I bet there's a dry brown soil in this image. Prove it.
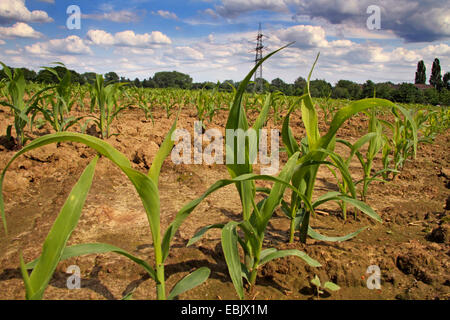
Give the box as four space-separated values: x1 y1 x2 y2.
0 104 448 300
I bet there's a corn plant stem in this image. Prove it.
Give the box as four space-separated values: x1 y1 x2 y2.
289 218 296 243
156 262 166 300
153 227 166 300
248 238 263 288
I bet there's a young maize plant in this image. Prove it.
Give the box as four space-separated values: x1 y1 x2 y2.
129 86 154 124
318 93 338 125
89 74 129 139
162 45 322 300
334 110 397 208
0 117 211 300
0 62 50 148
310 274 340 299
35 64 85 133
281 54 416 244
380 107 418 180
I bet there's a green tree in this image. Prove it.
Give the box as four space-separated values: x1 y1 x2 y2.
153 71 192 89
332 86 350 99
415 60 426 84
82 72 97 84
270 78 293 95
219 80 235 91
361 80 376 98
333 80 362 100
293 76 306 95
443 72 450 90
439 89 450 106
133 78 142 87
393 83 422 103
430 58 443 91
104 72 119 84
423 88 440 105
374 82 395 100
18 68 37 82
142 78 156 88
309 79 332 98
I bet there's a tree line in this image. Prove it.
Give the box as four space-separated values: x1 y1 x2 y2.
1 59 449 106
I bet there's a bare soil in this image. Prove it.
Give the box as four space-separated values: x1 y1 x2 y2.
0 104 448 300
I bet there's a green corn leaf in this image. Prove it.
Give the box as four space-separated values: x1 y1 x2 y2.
24 157 98 300
318 99 398 152
187 224 225 247
148 113 178 184
258 152 300 233
19 253 33 300
252 93 272 144
0 62 12 80
281 101 302 157
259 248 277 261
222 221 244 300
312 192 381 222
26 243 156 280
259 249 321 267
167 267 210 300
301 54 321 149
162 172 314 263
225 43 293 221
311 275 321 288
308 226 368 242
323 281 340 291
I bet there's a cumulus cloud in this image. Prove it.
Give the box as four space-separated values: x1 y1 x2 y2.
212 0 449 42
86 29 172 47
25 35 92 55
289 0 450 42
0 22 42 39
0 0 53 24
271 25 329 48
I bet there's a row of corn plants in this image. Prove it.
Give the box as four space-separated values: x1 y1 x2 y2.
0 47 447 300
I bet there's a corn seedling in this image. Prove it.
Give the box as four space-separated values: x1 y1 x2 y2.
310 275 340 299
335 110 397 207
89 74 129 139
281 54 412 244
35 64 85 133
0 62 49 148
0 116 211 300
177 45 322 300
130 86 154 124
380 107 418 179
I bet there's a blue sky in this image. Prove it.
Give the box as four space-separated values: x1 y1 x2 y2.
0 0 449 84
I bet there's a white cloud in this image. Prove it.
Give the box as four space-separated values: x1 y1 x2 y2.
25 35 92 55
153 10 178 20
0 39 5 45
86 29 115 46
216 0 289 18
0 0 53 24
271 25 328 48
289 0 450 42
87 29 172 47
0 22 42 39
173 46 204 60
82 10 142 23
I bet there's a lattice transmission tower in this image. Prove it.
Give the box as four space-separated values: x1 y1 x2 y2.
253 23 265 93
